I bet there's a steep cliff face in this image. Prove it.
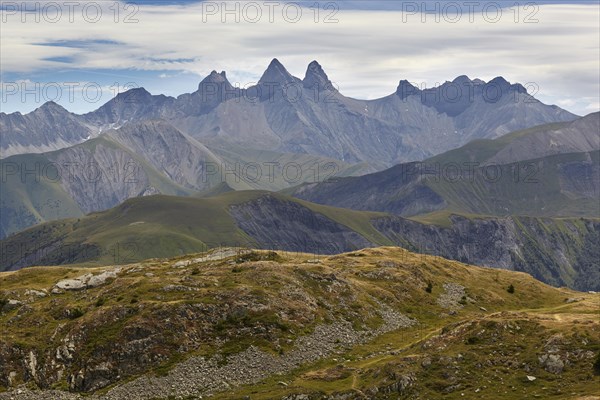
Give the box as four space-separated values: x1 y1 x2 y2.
104 120 223 191
373 215 600 291
229 195 375 254
231 197 600 290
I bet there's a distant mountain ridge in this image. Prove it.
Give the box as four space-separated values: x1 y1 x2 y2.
1 111 594 239
290 112 600 218
0 102 94 158
1 59 577 167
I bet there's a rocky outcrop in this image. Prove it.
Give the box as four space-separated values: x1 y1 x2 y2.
0 249 418 398
103 312 414 399
54 269 120 292
436 283 467 310
539 354 565 374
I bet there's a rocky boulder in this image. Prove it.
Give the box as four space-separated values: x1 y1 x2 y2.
54 269 120 291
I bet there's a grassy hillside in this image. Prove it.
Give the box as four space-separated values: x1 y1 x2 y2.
292 150 600 219
427 121 572 165
0 191 391 269
0 153 84 238
0 247 598 399
425 151 600 218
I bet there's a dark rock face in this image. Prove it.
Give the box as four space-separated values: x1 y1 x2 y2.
303 61 335 91
372 215 600 291
193 191 600 291
230 194 375 254
396 80 420 99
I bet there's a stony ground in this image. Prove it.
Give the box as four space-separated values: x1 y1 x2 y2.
1 247 598 399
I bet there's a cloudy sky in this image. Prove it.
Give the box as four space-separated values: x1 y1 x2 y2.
1 0 599 115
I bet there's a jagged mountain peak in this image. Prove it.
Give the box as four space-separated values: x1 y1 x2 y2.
259 58 296 84
303 60 334 91
114 87 153 101
488 76 510 87
198 70 234 93
268 57 284 69
511 82 528 94
35 101 69 114
200 70 229 85
396 79 420 99
486 76 528 94
452 75 473 85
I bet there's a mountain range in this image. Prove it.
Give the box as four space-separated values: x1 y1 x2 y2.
0 118 361 238
290 112 600 218
1 59 577 168
1 60 599 398
2 112 596 241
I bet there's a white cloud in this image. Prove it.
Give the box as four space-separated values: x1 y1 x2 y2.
1 1 598 115
585 102 600 111
557 99 576 107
